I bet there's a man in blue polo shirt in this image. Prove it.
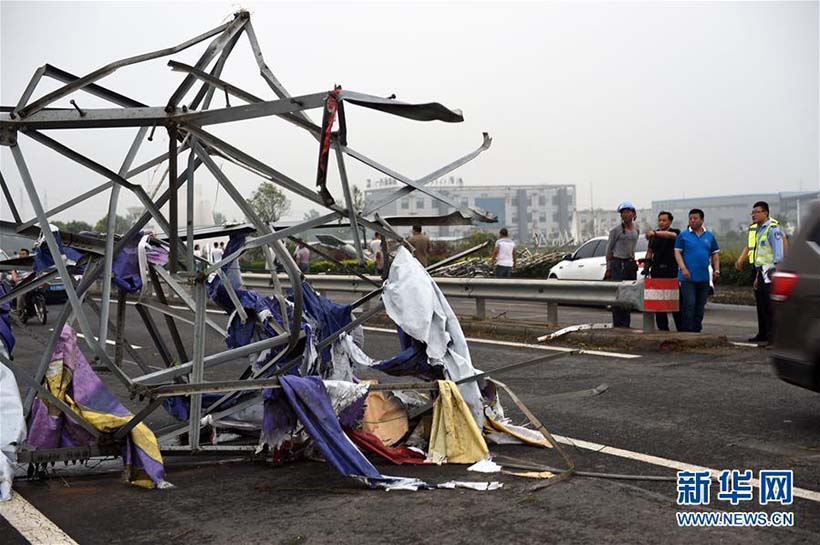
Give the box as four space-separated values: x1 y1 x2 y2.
674 208 720 332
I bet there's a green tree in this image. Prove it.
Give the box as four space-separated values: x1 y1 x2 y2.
53 220 93 233
352 184 364 212
212 210 227 225
249 182 290 224
303 208 321 220
93 214 130 234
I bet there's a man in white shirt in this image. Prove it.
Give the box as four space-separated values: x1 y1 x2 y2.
210 242 223 263
491 228 516 278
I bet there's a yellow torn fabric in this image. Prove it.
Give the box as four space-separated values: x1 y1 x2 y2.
41 359 164 489
502 470 555 479
428 380 488 464
485 416 552 448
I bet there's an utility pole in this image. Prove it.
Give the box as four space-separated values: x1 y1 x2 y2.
589 181 595 237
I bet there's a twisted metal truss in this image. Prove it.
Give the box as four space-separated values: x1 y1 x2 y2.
0 11 495 460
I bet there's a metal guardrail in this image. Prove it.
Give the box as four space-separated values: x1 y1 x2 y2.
242 273 642 326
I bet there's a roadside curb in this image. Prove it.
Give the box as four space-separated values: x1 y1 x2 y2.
362 312 729 352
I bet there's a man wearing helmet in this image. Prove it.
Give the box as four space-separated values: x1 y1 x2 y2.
605 201 639 328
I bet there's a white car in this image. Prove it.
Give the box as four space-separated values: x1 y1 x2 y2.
549 236 648 280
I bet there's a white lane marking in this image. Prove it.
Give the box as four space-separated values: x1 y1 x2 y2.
122 359 164 371
731 341 760 348
74 332 142 350
362 326 641 359
553 434 820 504
0 492 79 544
91 298 224 315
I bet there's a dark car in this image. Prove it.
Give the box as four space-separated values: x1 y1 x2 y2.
43 278 68 305
771 200 820 391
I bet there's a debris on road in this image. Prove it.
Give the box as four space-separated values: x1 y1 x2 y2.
0 11 580 498
433 251 566 278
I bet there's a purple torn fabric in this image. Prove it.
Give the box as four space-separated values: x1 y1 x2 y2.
27 326 166 487
0 283 14 354
338 393 367 429
112 234 168 293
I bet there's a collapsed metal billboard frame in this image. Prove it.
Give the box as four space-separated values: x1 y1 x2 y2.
0 11 499 458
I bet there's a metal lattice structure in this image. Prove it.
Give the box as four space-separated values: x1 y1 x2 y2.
0 11 500 460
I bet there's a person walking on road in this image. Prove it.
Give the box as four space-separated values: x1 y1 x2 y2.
193 244 202 272
734 201 785 346
369 232 384 275
294 241 311 274
10 248 31 315
491 228 516 278
644 211 681 331
674 209 720 332
407 225 432 267
605 201 640 328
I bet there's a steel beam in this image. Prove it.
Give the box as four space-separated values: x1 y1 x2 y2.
17 181 113 232
100 127 147 343
361 132 492 216
21 130 173 238
17 19 236 118
133 331 304 387
134 303 175 368
0 170 22 223
165 13 249 112
11 143 133 387
148 266 189 362
168 124 180 273
12 65 48 117
334 141 365 264
150 265 226 336
188 280 207 450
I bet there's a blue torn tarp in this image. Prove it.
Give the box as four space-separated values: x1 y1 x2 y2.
111 234 168 293
298 285 352 367
33 229 83 274
278 375 380 478
373 327 442 380
0 283 14 355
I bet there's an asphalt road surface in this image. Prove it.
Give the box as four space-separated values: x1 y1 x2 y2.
2 300 819 544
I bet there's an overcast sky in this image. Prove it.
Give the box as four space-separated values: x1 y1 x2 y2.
1 0 818 225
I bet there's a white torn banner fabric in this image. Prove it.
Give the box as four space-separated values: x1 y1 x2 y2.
438 481 503 491
381 247 484 428
0 353 26 502
467 459 502 473
329 332 378 381
323 380 370 416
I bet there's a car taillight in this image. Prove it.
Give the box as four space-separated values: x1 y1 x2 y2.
771 271 798 302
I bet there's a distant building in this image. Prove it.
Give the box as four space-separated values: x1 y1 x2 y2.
363 177 577 243
574 208 653 240
651 192 820 236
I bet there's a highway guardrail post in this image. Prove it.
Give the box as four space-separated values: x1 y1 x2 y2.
475 297 486 320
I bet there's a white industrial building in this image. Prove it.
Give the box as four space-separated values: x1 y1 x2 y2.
363 177 577 244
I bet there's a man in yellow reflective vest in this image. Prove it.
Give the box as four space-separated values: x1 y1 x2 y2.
734 201 785 346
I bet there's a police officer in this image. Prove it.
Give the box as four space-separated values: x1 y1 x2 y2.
734 201 784 346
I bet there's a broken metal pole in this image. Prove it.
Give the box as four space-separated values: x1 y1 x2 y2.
168 124 179 273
